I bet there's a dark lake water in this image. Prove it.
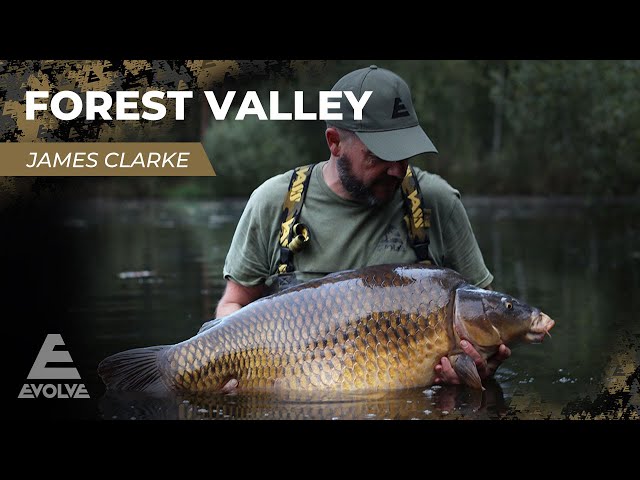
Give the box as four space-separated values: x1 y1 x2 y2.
62 196 639 420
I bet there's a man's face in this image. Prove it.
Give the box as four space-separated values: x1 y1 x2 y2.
337 136 409 207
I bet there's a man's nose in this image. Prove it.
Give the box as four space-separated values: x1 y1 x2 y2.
387 159 409 178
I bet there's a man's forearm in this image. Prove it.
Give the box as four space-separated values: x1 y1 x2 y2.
199 298 252 334
215 302 243 318
214 280 266 319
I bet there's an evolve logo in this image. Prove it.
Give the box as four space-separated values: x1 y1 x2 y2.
18 334 90 399
391 97 410 119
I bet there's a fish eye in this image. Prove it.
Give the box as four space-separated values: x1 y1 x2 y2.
501 297 513 310
506 302 513 310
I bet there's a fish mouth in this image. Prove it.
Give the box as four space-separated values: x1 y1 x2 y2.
526 312 555 343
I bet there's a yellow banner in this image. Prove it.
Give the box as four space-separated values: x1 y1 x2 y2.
0 143 216 176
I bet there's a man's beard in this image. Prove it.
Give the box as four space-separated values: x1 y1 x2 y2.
336 153 399 207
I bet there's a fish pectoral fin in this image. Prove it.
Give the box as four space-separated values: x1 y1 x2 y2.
450 354 485 391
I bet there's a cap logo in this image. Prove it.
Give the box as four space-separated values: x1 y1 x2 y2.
391 97 410 119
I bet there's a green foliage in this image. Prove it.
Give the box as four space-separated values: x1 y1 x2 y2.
202 107 319 196
167 60 640 199
500 60 640 194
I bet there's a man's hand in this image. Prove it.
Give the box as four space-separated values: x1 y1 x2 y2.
434 340 511 385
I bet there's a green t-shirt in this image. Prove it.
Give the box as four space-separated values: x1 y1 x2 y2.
223 161 493 289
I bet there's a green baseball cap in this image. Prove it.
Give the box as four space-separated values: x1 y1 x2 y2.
330 65 437 161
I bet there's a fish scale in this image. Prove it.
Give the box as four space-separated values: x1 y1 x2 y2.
152 264 456 393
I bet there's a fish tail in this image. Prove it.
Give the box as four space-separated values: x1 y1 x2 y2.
98 346 170 394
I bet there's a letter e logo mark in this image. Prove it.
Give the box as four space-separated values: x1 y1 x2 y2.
391 97 410 119
27 334 81 380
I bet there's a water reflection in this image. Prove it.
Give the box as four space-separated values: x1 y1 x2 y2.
99 379 509 421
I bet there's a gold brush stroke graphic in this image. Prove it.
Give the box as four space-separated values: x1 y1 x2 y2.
565 331 639 420
0 60 240 142
0 143 216 176
0 60 325 208
0 60 241 205
506 330 640 420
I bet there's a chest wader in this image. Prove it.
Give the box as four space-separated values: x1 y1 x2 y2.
274 164 433 292
399 164 433 266
274 164 316 292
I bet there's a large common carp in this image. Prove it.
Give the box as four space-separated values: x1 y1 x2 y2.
98 264 554 394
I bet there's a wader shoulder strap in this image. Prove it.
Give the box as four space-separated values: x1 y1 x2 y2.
277 163 316 274
401 165 433 264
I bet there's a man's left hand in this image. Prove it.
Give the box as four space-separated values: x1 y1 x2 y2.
433 341 511 385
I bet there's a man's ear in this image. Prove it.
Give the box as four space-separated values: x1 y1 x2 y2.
325 127 342 156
